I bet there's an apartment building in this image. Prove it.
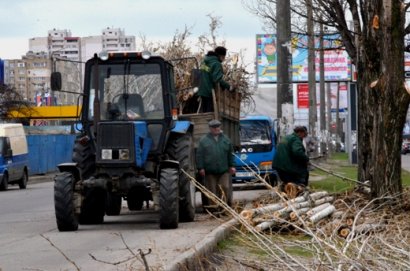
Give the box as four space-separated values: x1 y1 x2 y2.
4 52 51 103
3 27 136 105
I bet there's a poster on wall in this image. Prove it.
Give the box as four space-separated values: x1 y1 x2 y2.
256 34 352 83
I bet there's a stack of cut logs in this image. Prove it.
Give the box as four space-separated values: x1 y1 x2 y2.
240 189 386 237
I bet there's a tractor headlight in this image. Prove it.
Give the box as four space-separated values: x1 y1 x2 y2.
141 50 151 60
101 149 112 160
98 50 109 61
119 149 130 160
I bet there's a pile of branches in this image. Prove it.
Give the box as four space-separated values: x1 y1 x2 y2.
185 166 410 270
240 185 391 240
139 16 256 114
241 188 337 232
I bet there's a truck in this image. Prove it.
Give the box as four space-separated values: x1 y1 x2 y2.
51 51 240 231
233 115 277 185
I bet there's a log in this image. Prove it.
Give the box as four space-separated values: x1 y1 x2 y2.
308 205 336 224
309 191 329 201
306 203 331 217
287 200 311 210
338 227 351 238
289 207 310 220
255 220 278 232
240 195 307 220
312 196 334 206
274 201 311 219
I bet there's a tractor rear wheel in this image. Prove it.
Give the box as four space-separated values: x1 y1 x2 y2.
54 172 78 231
159 167 179 229
126 188 145 211
79 187 106 224
105 192 122 216
166 133 196 222
72 136 95 180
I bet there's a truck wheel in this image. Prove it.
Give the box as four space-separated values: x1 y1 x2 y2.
0 173 8 191
54 172 78 231
72 137 96 179
166 133 196 222
159 168 179 229
105 192 122 216
18 169 28 189
79 188 105 224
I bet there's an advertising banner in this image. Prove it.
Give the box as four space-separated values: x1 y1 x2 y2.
257 34 352 83
295 82 348 110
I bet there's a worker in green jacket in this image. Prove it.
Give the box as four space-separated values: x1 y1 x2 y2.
196 119 236 212
272 126 309 186
197 46 233 112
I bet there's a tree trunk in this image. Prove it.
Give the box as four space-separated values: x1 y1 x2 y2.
357 2 409 198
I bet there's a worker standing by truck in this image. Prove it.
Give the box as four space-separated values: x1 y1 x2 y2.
197 46 233 112
196 119 236 213
272 126 309 187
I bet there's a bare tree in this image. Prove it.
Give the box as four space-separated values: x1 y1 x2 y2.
313 0 410 199
0 84 34 123
244 0 410 198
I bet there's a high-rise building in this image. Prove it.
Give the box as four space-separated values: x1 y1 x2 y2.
4 52 51 103
4 27 136 105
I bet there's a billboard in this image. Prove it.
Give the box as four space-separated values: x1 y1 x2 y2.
256 34 352 83
295 82 348 110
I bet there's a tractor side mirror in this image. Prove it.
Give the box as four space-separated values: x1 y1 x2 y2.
190 69 201 88
50 72 62 91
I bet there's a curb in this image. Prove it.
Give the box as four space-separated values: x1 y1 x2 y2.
165 218 238 271
28 172 56 185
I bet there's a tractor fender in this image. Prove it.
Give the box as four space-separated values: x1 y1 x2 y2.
159 160 180 172
57 162 81 181
171 121 192 134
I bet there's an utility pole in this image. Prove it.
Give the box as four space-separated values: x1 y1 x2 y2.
276 0 293 138
319 21 326 155
307 0 317 141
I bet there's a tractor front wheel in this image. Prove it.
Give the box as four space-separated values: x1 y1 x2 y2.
54 172 78 231
159 167 179 229
166 133 196 222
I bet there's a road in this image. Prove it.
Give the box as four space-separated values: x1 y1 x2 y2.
0 179 267 271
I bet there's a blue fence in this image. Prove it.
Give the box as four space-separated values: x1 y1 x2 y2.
27 134 76 175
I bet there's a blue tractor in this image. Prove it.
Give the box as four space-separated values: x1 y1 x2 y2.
50 51 241 231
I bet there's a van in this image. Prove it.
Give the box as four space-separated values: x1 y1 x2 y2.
0 123 29 190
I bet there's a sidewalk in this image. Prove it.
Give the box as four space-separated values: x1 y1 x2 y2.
28 172 56 185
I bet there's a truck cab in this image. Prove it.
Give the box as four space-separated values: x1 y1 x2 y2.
233 115 277 185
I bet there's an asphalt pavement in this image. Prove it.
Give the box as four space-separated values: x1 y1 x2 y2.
24 171 268 270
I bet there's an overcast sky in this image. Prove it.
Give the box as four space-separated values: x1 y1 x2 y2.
0 0 265 65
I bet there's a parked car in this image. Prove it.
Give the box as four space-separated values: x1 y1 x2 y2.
0 123 29 190
402 141 410 155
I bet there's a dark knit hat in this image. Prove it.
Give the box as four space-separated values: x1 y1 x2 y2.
214 46 227 56
294 126 308 133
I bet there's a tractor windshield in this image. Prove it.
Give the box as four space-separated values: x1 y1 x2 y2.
88 62 164 121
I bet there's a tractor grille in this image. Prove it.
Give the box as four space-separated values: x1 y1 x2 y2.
97 122 135 164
